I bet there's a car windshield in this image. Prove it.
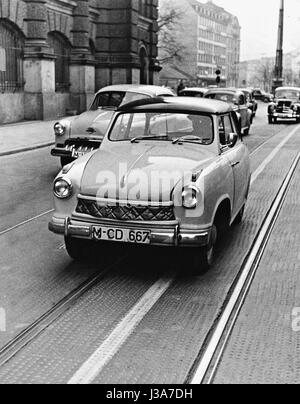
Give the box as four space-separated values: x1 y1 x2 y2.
90 91 151 110
275 90 300 100
109 112 214 145
206 93 235 103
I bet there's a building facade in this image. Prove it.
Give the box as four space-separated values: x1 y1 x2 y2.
158 0 240 88
0 0 161 124
239 48 300 91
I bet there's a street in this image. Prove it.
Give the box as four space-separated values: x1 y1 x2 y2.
0 103 300 384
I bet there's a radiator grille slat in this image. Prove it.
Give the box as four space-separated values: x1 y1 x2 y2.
76 199 176 222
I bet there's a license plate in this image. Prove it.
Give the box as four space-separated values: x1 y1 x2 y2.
92 226 151 244
72 150 89 158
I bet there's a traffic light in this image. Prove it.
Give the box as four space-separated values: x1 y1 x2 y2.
216 69 221 85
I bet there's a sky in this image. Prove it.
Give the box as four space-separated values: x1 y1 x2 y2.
211 0 300 60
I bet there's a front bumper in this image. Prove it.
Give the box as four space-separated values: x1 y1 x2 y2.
51 141 101 159
49 216 210 248
270 111 300 120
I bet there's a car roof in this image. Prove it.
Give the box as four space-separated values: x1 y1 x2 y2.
275 86 300 92
118 96 233 115
96 84 175 97
239 88 252 93
180 87 208 93
205 88 243 96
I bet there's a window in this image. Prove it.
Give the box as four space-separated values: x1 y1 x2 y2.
139 0 152 18
47 32 71 93
109 112 214 145
0 20 24 93
90 91 151 111
219 115 234 146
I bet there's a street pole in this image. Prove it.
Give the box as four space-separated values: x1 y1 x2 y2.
273 0 284 92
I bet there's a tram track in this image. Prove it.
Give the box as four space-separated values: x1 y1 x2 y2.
0 124 299 382
188 150 300 384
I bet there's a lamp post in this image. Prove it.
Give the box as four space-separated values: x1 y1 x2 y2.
273 0 284 92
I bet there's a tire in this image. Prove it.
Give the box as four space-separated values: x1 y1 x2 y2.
187 224 218 275
65 236 92 261
61 157 75 167
296 117 300 124
268 116 273 124
243 126 250 136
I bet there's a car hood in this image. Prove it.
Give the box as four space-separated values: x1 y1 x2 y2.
70 109 115 139
276 97 298 104
80 142 215 202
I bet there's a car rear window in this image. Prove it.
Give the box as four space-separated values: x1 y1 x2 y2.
206 93 235 103
90 92 151 110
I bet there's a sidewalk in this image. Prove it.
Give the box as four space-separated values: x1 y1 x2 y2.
0 120 57 157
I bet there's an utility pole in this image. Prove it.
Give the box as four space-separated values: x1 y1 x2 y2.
273 0 284 92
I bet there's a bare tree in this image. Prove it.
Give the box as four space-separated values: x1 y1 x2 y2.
253 59 274 91
158 2 185 65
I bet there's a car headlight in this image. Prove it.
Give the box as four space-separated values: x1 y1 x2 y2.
182 185 200 209
54 178 73 199
54 122 66 136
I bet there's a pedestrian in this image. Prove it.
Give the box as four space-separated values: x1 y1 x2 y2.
177 80 185 95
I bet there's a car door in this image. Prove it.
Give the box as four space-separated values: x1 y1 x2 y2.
218 114 250 217
237 94 249 130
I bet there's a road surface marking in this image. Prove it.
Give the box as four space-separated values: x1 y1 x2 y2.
68 277 173 384
0 210 54 237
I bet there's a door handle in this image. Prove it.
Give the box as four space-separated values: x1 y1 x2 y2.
231 161 240 167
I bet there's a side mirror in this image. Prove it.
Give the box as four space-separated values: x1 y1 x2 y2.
228 133 238 148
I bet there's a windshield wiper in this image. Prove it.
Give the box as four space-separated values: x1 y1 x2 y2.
172 135 207 145
130 135 170 143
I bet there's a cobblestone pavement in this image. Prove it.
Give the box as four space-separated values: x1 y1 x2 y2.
0 105 299 384
213 159 300 385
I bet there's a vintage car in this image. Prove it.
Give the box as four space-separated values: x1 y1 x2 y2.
205 89 252 135
51 85 175 167
239 88 258 120
49 97 251 273
178 87 208 98
268 87 300 124
253 88 274 103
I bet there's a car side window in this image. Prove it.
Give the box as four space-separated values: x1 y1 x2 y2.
239 95 245 105
219 115 234 147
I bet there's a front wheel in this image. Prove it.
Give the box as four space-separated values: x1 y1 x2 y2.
187 225 218 275
65 237 91 261
268 116 273 124
243 126 250 136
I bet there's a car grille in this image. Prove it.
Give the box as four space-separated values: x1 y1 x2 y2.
277 101 292 112
76 198 176 222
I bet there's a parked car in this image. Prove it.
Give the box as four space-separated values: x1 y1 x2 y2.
268 86 300 124
51 85 175 167
239 88 258 120
179 87 208 98
253 88 274 103
49 97 251 273
205 89 252 135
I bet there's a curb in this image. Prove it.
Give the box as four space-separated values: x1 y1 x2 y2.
0 142 55 157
